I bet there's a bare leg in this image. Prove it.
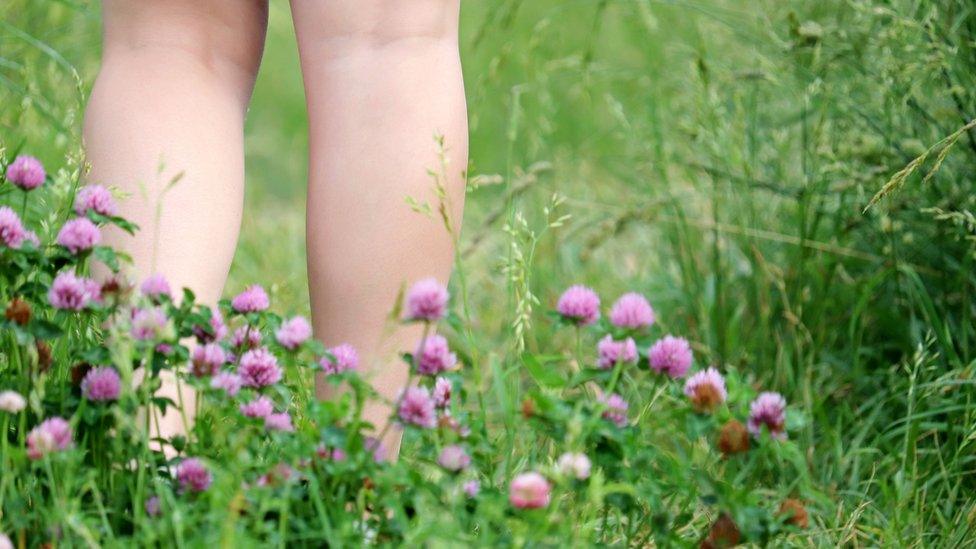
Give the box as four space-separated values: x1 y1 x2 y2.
83 0 268 441
289 0 467 452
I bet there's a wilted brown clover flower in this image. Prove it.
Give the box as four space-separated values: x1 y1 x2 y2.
778 498 809 529
5 297 32 325
717 420 750 457
700 513 741 549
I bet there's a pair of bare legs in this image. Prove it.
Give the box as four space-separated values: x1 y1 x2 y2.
82 0 466 452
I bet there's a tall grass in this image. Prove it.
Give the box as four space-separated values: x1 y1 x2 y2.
2 0 975 544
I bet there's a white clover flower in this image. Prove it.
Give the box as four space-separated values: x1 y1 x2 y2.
0 390 26 414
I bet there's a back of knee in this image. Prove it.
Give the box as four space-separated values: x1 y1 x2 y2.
101 0 267 85
294 0 460 54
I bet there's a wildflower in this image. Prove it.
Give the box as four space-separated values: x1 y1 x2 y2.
5 155 45 190
191 343 226 377
556 285 600 326
509 472 551 509
683 368 727 412
435 413 458 432
778 498 809 528
238 348 282 388
463 480 480 497
26 417 72 460
131 307 169 341
437 445 470 472
70 363 92 387
316 445 347 462
0 533 13 549
232 325 262 349
144 496 161 518
36 341 52 372
22 230 39 247
433 376 452 408
140 274 171 300
176 458 212 492
600 393 629 428
194 309 228 343
0 207 26 249
265 412 294 432
648 335 693 378
231 284 269 313
747 392 787 440
414 334 457 375
210 371 242 396
275 316 312 350
84 278 103 306
0 390 26 413
701 513 740 549
405 278 449 321
99 275 133 304
319 343 359 374
398 387 436 429
256 463 295 487
596 335 638 369
717 419 750 456
74 184 117 216
56 217 101 253
240 395 274 418
48 271 95 310
5 297 31 325
81 367 121 401
364 436 388 463
556 452 592 480
609 292 654 329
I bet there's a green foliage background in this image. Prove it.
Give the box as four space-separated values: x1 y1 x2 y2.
2 0 976 544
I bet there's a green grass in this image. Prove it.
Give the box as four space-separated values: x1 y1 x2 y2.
3 0 976 544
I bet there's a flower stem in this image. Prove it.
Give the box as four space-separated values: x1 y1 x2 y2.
375 321 430 444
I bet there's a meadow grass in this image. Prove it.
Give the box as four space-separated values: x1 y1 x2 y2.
2 0 976 545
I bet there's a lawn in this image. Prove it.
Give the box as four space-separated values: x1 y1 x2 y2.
2 0 975 545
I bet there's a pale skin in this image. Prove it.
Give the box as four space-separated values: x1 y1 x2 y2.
83 0 466 453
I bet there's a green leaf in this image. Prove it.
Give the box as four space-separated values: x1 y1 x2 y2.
522 353 565 388
92 245 120 271
90 212 139 235
568 368 604 388
178 288 196 313
78 346 110 364
601 482 638 497
152 396 176 414
29 318 63 339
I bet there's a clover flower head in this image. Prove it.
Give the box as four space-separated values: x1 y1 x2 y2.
319 343 359 374
74 184 117 216
398 387 436 429
748 391 787 440
415 334 457 375
176 458 211 492
81 367 121 401
509 472 551 509
609 292 655 329
231 285 269 313
406 278 449 321
556 285 600 325
648 335 693 378
56 217 101 253
5 155 45 190
275 316 312 350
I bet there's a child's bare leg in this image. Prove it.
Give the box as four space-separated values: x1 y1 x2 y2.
290 0 467 452
83 0 268 441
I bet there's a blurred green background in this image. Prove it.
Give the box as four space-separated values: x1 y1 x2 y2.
4 0 976 542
